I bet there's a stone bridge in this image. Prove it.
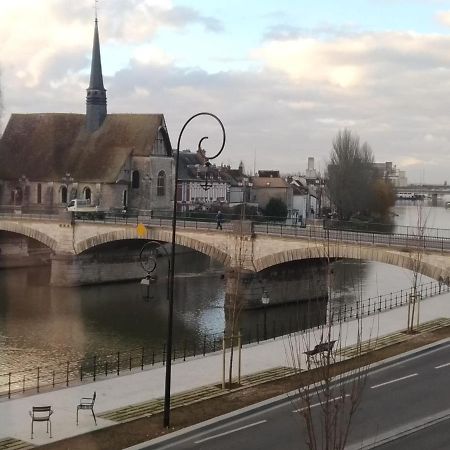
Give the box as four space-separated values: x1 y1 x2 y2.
1 214 450 290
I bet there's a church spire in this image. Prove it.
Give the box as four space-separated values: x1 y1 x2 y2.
86 18 107 132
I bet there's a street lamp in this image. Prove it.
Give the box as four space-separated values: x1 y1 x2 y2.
261 290 270 340
139 240 170 302
163 112 226 428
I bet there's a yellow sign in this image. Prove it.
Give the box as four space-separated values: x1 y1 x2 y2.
136 223 147 238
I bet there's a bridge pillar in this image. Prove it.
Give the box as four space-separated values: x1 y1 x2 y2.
50 252 144 286
432 193 438 206
224 260 329 310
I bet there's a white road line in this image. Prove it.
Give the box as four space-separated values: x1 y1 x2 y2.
293 394 350 413
435 362 450 369
193 420 267 444
371 373 418 389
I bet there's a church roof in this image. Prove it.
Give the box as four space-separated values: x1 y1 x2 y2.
0 113 166 183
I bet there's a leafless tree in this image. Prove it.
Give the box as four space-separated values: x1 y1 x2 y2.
287 240 372 449
406 202 429 333
223 207 253 388
326 129 394 220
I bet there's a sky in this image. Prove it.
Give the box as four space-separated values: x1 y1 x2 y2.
3 1 450 183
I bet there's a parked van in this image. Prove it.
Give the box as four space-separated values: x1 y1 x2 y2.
67 199 105 219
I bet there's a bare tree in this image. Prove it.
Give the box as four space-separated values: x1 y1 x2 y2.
287 241 372 450
223 207 253 388
326 129 394 220
406 202 429 333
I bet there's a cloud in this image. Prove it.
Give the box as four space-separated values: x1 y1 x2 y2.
435 10 450 26
4 4 450 182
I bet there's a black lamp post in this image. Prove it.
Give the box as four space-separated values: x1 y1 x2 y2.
139 240 170 302
261 290 270 340
163 112 226 428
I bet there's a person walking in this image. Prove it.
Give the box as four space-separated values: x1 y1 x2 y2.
216 210 223 230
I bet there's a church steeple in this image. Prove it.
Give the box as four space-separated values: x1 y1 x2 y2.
86 18 107 132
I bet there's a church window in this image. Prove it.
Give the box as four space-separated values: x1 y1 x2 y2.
84 187 92 202
157 171 166 196
61 186 68 204
37 184 42 204
132 170 140 189
123 190 128 207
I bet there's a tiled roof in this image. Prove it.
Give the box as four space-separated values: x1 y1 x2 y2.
0 113 168 183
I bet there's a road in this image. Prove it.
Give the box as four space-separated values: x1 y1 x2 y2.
132 341 450 450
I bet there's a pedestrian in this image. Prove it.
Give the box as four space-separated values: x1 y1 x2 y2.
216 210 223 230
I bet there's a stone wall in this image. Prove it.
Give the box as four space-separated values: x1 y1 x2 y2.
225 259 328 309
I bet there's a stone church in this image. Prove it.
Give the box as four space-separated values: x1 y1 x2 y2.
0 19 174 215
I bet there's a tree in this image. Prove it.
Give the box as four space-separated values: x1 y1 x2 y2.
326 129 393 220
287 240 371 450
263 197 288 221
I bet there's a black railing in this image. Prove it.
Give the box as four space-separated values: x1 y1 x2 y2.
1 279 448 399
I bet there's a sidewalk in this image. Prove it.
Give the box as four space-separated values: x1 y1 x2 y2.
1 292 450 448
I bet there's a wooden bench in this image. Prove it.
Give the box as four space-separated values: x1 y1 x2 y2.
29 406 53 439
304 340 337 357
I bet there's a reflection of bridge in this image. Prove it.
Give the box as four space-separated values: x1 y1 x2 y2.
1 213 450 290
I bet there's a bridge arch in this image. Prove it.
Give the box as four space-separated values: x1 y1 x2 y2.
254 244 450 282
75 228 231 266
0 222 58 252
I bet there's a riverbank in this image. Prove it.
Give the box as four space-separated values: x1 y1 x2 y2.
1 292 450 450
43 325 450 450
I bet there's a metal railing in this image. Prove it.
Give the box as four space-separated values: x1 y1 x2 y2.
1 279 448 399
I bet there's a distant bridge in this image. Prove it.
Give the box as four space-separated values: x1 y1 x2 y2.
395 184 450 196
1 213 450 288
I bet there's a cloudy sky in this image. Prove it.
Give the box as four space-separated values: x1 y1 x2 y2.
3 0 450 183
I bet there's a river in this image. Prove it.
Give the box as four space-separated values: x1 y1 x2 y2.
0 204 448 380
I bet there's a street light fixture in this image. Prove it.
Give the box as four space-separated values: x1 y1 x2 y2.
139 240 170 302
261 290 270 340
163 112 226 428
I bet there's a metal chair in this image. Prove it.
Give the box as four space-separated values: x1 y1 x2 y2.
29 406 53 439
76 391 97 425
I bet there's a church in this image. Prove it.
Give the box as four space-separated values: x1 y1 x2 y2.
0 19 174 215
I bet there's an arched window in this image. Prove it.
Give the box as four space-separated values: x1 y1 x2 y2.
37 184 42 204
123 190 128 207
84 187 91 202
131 170 140 189
61 186 68 204
157 171 165 196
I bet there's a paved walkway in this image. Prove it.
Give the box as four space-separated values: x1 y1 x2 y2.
1 292 450 449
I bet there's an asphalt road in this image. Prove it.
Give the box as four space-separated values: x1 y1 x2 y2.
373 416 450 450
133 341 450 450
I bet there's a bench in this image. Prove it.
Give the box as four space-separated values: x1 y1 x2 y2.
29 406 53 439
76 392 97 425
304 340 337 357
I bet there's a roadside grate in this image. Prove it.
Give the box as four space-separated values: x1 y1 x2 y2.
0 437 34 450
339 318 450 359
98 366 297 423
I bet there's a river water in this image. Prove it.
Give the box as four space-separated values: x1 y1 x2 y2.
0 204 449 379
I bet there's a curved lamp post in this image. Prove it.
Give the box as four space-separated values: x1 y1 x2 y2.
163 112 226 427
139 240 170 302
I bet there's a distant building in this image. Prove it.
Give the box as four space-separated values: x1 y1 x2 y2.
250 171 293 210
374 161 407 187
177 150 229 211
0 19 174 214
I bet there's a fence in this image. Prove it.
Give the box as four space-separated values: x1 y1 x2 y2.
1 279 448 399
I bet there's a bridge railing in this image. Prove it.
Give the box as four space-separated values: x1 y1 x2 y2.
254 222 450 253
3 211 450 252
1 278 448 399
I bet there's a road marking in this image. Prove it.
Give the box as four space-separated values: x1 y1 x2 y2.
435 362 450 369
371 373 418 389
193 420 267 444
293 394 349 413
